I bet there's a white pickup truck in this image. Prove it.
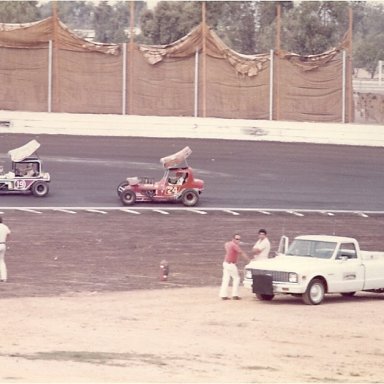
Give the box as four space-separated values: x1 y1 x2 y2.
243 235 384 305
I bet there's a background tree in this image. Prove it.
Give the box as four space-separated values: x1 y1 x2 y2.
282 1 350 55
1 0 382 76
93 2 122 43
0 0 41 23
140 1 201 45
212 1 257 54
353 2 384 78
39 1 94 29
254 1 293 53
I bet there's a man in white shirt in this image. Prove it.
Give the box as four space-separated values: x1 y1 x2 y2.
0 217 11 282
252 229 271 260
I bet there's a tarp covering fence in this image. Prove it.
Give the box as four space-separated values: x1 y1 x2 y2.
0 16 354 122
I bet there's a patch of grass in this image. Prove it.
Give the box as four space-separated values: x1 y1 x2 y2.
5 351 167 367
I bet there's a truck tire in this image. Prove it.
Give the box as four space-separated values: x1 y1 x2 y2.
181 189 199 206
117 181 128 196
302 278 325 305
256 293 275 301
120 190 136 206
31 181 49 197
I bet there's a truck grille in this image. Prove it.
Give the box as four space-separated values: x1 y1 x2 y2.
251 269 290 283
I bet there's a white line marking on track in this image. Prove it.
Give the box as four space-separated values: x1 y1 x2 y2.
191 210 207 215
54 209 77 214
287 210 304 217
223 210 240 215
258 210 272 215
17 208 42 214
1 207 383 216
86 209 107 214
153 209 170 215
121 209 141 215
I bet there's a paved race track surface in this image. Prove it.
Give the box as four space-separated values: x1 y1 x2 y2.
1 133 384 210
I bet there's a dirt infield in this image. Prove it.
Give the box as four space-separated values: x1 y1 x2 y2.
1 210 384 382
2 210 384 298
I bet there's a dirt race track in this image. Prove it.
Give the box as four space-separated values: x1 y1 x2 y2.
1 210 384 383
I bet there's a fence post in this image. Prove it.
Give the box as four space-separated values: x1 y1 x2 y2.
201 2 207 118
128 1 135 115
48 40 52 112
194 49 199 117
122 43 127 115
275 3 281 121
342 50 346 123
52 11 61 112
269 49 274 120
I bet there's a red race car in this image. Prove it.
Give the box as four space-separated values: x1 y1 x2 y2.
117 146 204 207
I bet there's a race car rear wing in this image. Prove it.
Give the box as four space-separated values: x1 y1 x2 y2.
160 146 192 169
8 140 40 162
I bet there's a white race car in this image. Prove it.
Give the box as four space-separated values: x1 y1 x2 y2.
0 140 51 197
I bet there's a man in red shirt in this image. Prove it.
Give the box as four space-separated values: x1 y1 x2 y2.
219 233 249 300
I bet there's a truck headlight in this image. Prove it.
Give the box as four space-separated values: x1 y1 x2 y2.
288 273 298 283
245 269 252 279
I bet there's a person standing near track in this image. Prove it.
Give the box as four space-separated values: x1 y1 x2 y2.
219 233 250 300
252 229 271 260
0 217 11 282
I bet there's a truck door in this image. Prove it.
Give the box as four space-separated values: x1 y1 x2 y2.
330 242 365 292
277 235 289 255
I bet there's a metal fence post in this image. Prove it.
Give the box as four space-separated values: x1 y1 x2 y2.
342 50 346 123
48 40 52 112
194 49 199 117
122 43 127 115
269 49 274 120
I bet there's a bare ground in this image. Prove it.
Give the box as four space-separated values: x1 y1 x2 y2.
1 210 384 383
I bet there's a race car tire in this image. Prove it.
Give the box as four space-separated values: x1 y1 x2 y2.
117 181 129 196
181 189 199 207
31 181 49 197
120 189 136 206
302 278 325 305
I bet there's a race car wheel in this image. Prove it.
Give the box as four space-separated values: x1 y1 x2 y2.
302 278 325 305
31 181 49 197
117 181 129 196
120 189 136 206
181 189 199 207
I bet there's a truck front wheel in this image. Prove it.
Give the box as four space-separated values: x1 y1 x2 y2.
302 278 325 305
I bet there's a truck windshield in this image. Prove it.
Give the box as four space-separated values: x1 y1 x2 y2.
286 240 337 259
